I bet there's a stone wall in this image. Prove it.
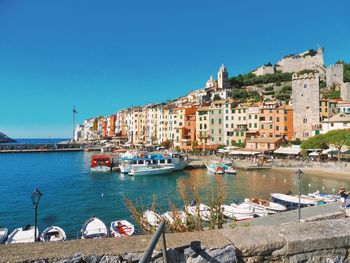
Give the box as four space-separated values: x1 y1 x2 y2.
4 217 350 263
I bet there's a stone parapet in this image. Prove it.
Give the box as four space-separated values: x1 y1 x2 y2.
3 218 350 262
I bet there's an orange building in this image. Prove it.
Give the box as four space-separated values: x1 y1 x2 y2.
173 106 197 150
181 113 196 150
108 115 116 137
259 101 293 140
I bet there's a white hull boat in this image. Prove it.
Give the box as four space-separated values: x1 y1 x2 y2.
40 226 66 242
143 210 162 227
0 227 9 244
206 162 225 174
225 167 236 174
186 204 211 222
220 205 254 220
270 193 319 207
6 226 39 244
232 203 270 217
81 217 108 239
129 165 175 176
308 192 339 203
110 220 134 237
162 211 187 224
244 198 287 213
91 165 111 173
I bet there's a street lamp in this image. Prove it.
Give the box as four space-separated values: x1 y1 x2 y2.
296 169 303 222
31 189 42 242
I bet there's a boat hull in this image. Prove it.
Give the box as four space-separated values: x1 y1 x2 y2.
90 165 111 173
81 217 108 239
129 166 174 176
0 228 8 244
40 226 66 242
6 226 39 244
110 220 134 237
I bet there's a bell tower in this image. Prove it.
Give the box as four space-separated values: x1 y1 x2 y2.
218 64 229 89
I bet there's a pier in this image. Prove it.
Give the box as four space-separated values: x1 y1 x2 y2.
0 143 85 153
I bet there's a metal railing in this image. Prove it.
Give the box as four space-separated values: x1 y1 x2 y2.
139 221 167 263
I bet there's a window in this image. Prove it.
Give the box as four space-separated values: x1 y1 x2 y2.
211 119 214 125
277 117 280 122
204 124 207 129
276 126 279 131
238 116 241 121
241 132 244 136
261 124 264 129
249 123 252 128
270 124 273 129
231 116 234 120
236 132 239 136
219 137 221 141
231 124 234 128
254 123 257 128
219 129 222 134
225 124 228 128
284 117 287 121
249 115 252 119
243 117 246 121
255 114 258 119
331 123 334 127
284 126 287 131
200 124 202 129
211 129 214 134
269 116 273 121
226 110 228 114
211 110 214 114
219 119 222 124
303 117 307 124
199 117 202 121
226 116 228 120
304 84 307 89
219 110 222 114
238 109 241 113
211 137 214 141
232 109 235 113
204 116 207 120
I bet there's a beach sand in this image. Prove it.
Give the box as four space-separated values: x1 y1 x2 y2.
273 167 350 181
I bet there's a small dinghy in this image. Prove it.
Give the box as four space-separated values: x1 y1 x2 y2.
162 211 187 224
0 227 9 244
244 198 287 213
6 225 39 244
110 220 134 237
81 217 108 239
143 210 162 227
40 226 66 242
220 205 254 220
231 203 270 217
186 204 211 222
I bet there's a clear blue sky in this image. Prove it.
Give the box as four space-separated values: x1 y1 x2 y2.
0 0 349 138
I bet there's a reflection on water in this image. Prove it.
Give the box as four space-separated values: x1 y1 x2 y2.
1 151 349 236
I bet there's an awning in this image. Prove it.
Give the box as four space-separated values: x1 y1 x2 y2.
274 145 301 155
229 149 260 155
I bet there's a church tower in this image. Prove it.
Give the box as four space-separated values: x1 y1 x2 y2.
218 64 229 89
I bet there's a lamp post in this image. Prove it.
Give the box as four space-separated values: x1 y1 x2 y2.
296 169 303 222
31 189 42 242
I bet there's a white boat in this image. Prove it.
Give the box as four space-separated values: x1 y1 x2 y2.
110 220 134 237
162 211 187 224
90 155 112 173
231 203 270 217
119 152 188 174
143 210 162 227
206 161 225 174
129 165 175 176
186 204 211 222
81 217 108 239
40 226 66 242
220 205 254 220
308 191 339 203
244 198 287 213
0 227 9 244
6 225 39 244
225 166 236 174
270 193 319 208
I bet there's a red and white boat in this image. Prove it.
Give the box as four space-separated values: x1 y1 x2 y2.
90 155 112 172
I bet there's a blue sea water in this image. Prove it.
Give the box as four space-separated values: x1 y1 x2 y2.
11 138 69 144
0 149 348 238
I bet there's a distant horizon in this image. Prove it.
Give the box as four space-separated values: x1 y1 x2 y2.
1 0 349 138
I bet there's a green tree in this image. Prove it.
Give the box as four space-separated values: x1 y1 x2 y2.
161 139 172 149
323 129 350 161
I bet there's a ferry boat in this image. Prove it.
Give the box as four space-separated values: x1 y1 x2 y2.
90 155 112 172
129 165 175 176
119 152 188 174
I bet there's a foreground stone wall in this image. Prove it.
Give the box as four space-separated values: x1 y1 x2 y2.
3 218 350 263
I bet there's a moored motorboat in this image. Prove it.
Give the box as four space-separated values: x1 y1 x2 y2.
231 203 270 217
40 226 66 242
110 220 134 237
206 161 225 174
186 203 211 222
244 198 287 213
129 165 175 176
270 193 319 208
90 155 112 172
6 225 39 244
162 211 187 224
308 191 339 203
225 166 236 174
81 217 109 239
220 205 254 220
143 210 162 227
0 227 9 244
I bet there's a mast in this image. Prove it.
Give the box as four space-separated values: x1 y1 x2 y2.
73 106 78 142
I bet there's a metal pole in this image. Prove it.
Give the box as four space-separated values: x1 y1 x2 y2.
161 229 168 263
298 176 301 221
34 205 38 242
